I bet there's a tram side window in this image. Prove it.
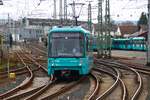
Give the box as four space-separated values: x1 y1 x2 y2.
86 37 89 51
136 40 138 47
86 36 92 52
115 41 118 45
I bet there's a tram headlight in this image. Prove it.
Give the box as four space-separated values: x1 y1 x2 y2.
79 59 82 66
79 63 82 66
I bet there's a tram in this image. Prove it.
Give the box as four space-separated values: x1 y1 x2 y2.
47 26 93 78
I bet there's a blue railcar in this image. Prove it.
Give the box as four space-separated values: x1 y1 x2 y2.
93 37 146 51
112 37 146 51
47 26 93 78
112 38 131 50
131 37 146 51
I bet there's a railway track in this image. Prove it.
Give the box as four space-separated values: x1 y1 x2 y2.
30 42 47 52
0 48 52 99
10 49 52 99
97 58 150 75
39 77 86 100
87 73 100 100
19 49 47 72
116 59 150 75
90 65 126 100
0 67 39 80
27 44 47 57
0 51 34 99
95 58 143 100
0 67 27 75
30 45 47 55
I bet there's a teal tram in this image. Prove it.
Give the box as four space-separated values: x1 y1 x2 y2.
93 37 146 51
47 26 93 78
112 37 146 51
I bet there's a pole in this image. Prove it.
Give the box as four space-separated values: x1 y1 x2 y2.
7 46 9 76
53 0 56 19
13 20 16 44
64 0 68 25
75 16 79 26
64 0 67 20
105 0 111 58
147 0 150 65
73 1 76 26
59 0 63 24
0 0 3 5
8 13 10 33
97 0 103 58
88 2 92 33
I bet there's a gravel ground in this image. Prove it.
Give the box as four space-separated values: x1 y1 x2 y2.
112 50 146 65
33 69 48 77
146 76 150 100
56 77 90 100
112 50 146 58
0 75 26 94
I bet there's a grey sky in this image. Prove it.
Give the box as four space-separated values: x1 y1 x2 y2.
0 0 148 23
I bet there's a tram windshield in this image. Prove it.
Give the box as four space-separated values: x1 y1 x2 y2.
49 32 84 57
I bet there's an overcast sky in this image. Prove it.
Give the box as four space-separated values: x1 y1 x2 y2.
0 0 148 23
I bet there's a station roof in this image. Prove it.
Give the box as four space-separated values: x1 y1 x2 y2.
138 31 148 40
119 25 138 35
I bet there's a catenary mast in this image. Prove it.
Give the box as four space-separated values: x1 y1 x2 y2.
147 0 150 65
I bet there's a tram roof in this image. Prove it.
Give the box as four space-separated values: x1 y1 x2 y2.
131 37 145 40
49 26 90 34
113 37 145 41
113 38 130 40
